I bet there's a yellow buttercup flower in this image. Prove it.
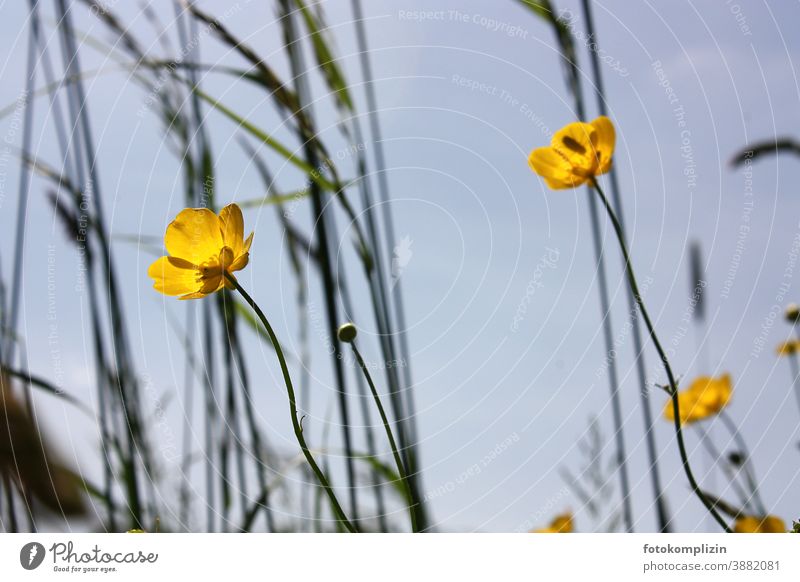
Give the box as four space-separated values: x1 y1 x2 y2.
528 116 615 190
663 374 732 425
148 204 253 300
734 515 786 533
776 339 800 356
531 512 573 533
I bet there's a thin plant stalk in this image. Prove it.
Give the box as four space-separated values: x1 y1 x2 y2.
236 141 311 531
56 0 146 527
585 189 634 532
717 411 767 515
351 1 426 529
47 79 122 531
687 242 715 530
334 257 390 530
695 426 753 513
348 340 419 533
174 2 222 533
201 300 217 532
591 180 732 532
4 0 38 370
224 273 356 533
178 302 196 531
281 0 359 521
218 293 250 530
33 2 118 527
230 331 275 532
2 0 41 533
224 296 275 532
2 477 17 532
580 0 670 532
173 0 211 533
540 3 633 532
0 474 4 528
516 0 633 534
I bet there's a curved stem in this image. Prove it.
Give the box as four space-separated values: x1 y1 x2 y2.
579 0 668 531
350 342 419 532
585 186 634 532
591 181 732 532
224 273 356 533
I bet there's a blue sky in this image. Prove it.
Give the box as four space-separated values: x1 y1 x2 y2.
1 0 800 532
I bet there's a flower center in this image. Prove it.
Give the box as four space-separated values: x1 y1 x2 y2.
553 145 598 178
197 259 222 282
561 136 587 155
195 247 235 284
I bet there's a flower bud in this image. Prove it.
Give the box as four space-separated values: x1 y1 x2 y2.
337 323 358 343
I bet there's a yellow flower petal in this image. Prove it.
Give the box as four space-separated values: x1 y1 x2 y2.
549 513 573 533
179 291 210 300
695 374 732 408
528 147 585 189
552 121 598 176
147 256 202 297
179 273 224 300
164 208 224 266
544 175 584 190
734 515 786 533
663 374 732 425
150 204 252 300
776 339 800 356
590 116 615 174
528 117 616 190
230 252 250 273
531 512 573 533
219 203 245 256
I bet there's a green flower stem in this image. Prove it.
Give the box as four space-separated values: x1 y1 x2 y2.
349 341 419 532
717 411 767 515
224 273 357 533
694 425 753 512
591 180 732 533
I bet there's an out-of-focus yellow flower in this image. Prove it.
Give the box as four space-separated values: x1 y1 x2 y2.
528 116 615 190
148 204 252 300
663 374 732 425
734 515 786 533
531 512 573 533
776 339 800 356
